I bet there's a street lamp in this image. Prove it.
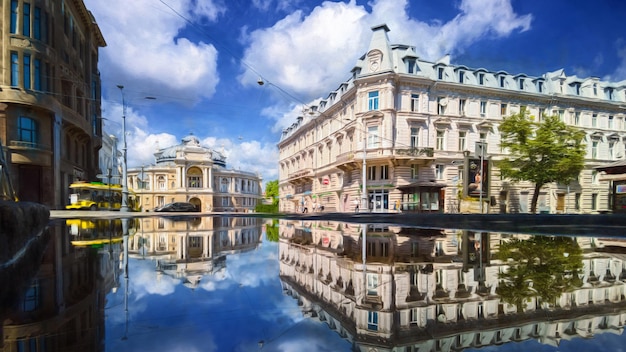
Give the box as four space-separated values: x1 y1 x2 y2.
117 85 129 212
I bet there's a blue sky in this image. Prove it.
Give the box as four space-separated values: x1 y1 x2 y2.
83 0 626 187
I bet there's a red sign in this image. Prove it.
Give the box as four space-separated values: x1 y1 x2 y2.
322 178 329 185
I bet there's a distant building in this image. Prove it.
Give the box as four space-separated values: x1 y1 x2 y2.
0 0 106 208
278 24 626 214
127 134 263 212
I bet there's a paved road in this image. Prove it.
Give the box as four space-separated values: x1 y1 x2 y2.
49 210 626 237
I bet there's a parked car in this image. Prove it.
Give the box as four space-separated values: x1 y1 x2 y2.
154 202 199 212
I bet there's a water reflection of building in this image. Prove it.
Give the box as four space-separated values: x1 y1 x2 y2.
278 220 626 351
127 216 264 289
2 220 122 351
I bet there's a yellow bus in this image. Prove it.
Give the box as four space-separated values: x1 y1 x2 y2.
66 181 140 211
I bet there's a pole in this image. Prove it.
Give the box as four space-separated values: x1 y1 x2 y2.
361 122 367 212
117 85 129 212
362 223 367 300
479 144 484 214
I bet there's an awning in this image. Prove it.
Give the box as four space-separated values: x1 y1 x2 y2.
397 181 447 190
284 194 293 199
303 191 312 195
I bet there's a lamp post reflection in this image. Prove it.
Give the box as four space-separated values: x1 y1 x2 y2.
121 218 129 340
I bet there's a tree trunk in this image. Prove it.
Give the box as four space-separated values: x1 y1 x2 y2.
530 183 543 214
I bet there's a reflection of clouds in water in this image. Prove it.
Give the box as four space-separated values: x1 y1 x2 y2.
132 259 180 299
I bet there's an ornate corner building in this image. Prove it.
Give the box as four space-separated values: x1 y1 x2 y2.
277 24 626 214
127 134 263 212
0 0 106 208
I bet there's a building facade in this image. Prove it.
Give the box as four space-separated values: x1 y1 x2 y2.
127 134 263 212
277 24 626 214
0 0 106 208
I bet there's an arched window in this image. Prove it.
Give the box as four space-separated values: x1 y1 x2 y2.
187 167 202 188
158 176 166 190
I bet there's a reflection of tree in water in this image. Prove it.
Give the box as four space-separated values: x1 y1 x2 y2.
495 236 583 311
265 219 279 242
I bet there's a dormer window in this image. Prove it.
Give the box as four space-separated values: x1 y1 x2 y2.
571 82 581 95
459 71 465 83
518 78 525 90
537 81 544 93
438 67 444 80
606 87 614 100
406 59 416 74
478 73 485 85
593 83 598 96
499 76 505 88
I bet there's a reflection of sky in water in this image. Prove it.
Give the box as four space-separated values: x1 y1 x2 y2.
105 237 352 352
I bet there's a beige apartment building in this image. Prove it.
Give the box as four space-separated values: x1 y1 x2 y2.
278 24 626 214
127 134 263 212
0 0 106 208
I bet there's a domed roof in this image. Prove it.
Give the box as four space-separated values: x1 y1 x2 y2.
154 133 227 166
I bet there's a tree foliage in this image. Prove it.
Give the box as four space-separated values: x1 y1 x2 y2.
499 109 586 213
495 236 583 311
264 180 279 206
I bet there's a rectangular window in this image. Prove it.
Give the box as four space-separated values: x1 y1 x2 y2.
368 91 379 110
479 132 487 142
574 112 580 125
609 115 614 129
436 130 445 151
459 71 464 83
368 166 376 180
557 109 565 122
538 81 544 92
367 126 379 148
519 78 525 90
34 7 41 40
18 117 38 144
10 0 18 34
609 141 615 159
459 99 466 115
34 58 41 90
592 141 598 159
438 67 444 80
411 164 419 179
23 3 31 37
367 311 379 331
458 131 466 151
188 176 201 188
591 194 598 210
592 114 597 127
437 97 446 115
480 101 486 117
536 108 544 122
499 76 505 87
478 73 484 85
23 54 31 89
410 127 419 148
11 52 19 87
367 273 378 296
380 165 389 180
22 280 40 312
575 193 581 210
411 93 419 112
435 164 444 180
500 103 507 116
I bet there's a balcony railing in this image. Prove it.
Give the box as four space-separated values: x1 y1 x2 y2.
9 140 51 151
394 147 434 157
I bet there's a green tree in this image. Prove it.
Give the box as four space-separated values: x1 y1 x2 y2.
499 109 586 213
265 180 279 206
